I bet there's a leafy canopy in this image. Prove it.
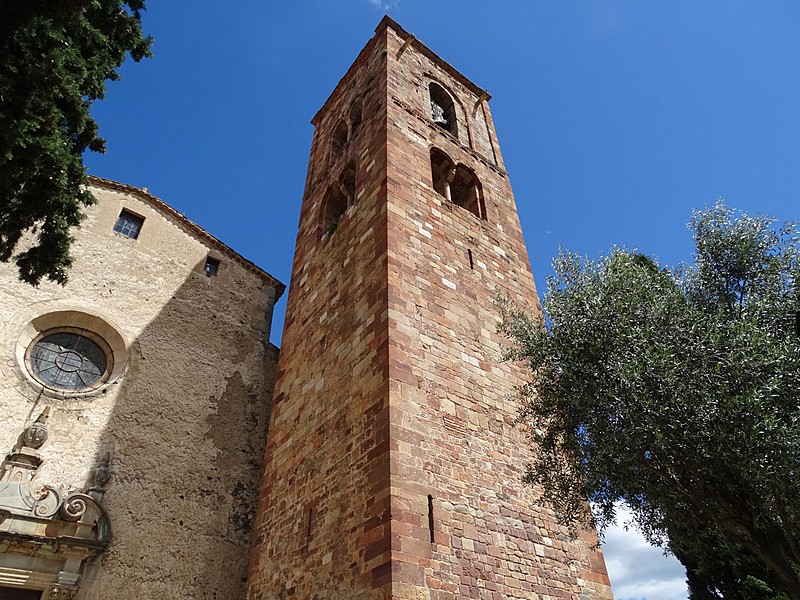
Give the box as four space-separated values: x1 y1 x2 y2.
499 202 800 599
0 0 151 285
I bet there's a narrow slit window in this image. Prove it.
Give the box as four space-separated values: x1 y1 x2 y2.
427 494 435 543
306 507 315 539
113 210 144 239
204 257 220 276
468 249 474 270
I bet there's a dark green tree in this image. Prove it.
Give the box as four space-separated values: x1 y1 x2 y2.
0 0 151 285
672 525 787 600
499 202 800 599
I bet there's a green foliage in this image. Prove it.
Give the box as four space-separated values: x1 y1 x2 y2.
676 526 789 600
0 0 152 285
499 201 800 599
325 218 339 236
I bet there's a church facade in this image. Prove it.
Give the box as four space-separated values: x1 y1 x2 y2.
0 17 612 600
0 178 284 599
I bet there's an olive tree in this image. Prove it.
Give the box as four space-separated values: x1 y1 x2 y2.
499 202 800 598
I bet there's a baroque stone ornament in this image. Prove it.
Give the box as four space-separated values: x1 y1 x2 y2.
0 409 112 592
22 406 50 449
48 586 79 599
59 493 89 521
92 451 112 489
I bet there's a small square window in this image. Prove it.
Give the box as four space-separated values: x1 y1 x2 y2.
204 257 220 276
114 210 144 239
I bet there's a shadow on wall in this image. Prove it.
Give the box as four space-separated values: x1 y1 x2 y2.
5 259 280 600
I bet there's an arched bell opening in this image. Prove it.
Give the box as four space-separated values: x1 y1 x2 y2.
429 82 457 137
321 186 348 237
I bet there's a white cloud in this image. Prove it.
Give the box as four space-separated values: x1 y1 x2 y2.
368 0 400 10
601 506 688 600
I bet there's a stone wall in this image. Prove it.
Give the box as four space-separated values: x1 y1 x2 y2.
0 180 283 600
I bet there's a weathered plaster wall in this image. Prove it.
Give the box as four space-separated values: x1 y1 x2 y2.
0 182 282 600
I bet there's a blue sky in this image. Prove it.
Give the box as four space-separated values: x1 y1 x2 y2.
84 3 800 598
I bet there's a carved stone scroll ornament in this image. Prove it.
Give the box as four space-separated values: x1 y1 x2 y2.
59 493 89 521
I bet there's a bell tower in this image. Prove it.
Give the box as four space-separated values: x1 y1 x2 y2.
247 17 614 600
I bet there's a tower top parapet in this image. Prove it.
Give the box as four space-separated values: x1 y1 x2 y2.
312 16 490 126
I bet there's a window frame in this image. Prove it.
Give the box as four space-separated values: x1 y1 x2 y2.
429 148 487 221
204 256 221 276
113 209 145 239
25 327 114 394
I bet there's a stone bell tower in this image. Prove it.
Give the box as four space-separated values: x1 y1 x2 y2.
247 17 614 600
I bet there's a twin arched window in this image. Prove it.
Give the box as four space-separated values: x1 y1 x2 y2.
430 149 486 220
331 100 364 159
323 97 364 236
427 85 485 219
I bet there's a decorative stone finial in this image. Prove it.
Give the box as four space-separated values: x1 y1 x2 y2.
87 452 112 502
93 452 112 489
22 406 51 450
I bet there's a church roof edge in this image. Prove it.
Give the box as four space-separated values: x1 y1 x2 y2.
88 175 286 299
